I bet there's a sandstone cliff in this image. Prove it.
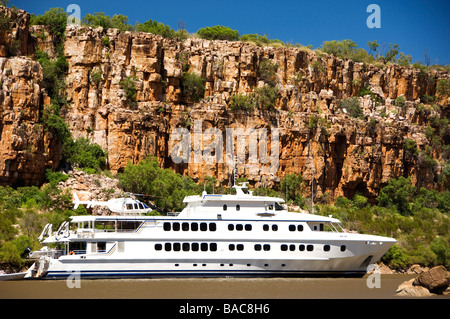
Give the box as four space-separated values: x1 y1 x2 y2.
1 6 449 201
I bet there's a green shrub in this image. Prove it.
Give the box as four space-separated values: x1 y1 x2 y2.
136 19 176 38
403 138 418 157
307 115 318 129
119 76 137 105
436 79 450 99
181 72 205 103
395 96 406 107
69 137 106 172
258 60 278 86
30 7 67 48
254 85 278 110
196 25 239 41
280 173 304 203
377 177 415 216
102 36 110 46
82 12 132 32
230 93 254 111
338 98 363 119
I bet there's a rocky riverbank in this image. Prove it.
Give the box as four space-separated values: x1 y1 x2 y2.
395 265 450 297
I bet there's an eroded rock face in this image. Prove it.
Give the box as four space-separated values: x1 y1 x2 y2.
0 56 61 186
1 6 448 198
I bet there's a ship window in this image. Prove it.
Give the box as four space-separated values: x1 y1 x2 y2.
163 222 171 231
97 242 106 252
299 244 305 251
201 243 208 251
263 224 269 231
236 224 243 231
298 225 304 231
275 202 284 211
192 243 199 251
200 223 208 231
263 244 271 251
126 204 133 210
268 204 274 210
229 244 235 251
340 245 346 252
155 243 162 251
138 203 144 209
191 223 198 231
281 244 288 251
289 225 296 231
182 222 189 231
289 244 296 251
236 205 240 211
209 223 217 231
245 224 252 231
183 243 190 251
254 244 262 251
173 243 181 251
172 223 180 231
324 245 330 252
236 244 244 251
272 224 278 231
228 224 234 231
223 205 227 211
307 245 314 251
134 203 138 209
320 223 324 231
165 243 172 251
210 243 217 251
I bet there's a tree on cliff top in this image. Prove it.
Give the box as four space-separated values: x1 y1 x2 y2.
82 12 132 32
196 25 239 41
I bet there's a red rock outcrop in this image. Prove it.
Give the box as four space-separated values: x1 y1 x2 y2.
1 6 449 200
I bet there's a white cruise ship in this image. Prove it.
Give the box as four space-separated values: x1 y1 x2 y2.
27 183 396 279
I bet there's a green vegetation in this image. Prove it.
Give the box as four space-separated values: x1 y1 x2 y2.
258 60 278 86
196 25 239 41
181 72 206 103
119 76 138 106
436 79 450 99
338 98 364 119
136 19 176 38
254 85 279 110
82 12 132 32
230 93 254 111
118 157 198 213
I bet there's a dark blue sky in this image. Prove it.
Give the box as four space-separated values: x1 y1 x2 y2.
11 0 450 65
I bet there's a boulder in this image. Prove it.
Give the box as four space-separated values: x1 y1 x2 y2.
396 278 434 297
413 265 449 294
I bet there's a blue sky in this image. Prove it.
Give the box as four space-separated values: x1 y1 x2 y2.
11 0 450 65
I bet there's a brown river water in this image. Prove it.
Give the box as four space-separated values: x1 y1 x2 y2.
0 274 440 299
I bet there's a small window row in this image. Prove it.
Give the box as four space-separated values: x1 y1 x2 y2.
223 204 241 211
228 224 252 231
155 242 217 252
228 244 245 251
289 224 304 232
263 224 278 231
254 244 271 251
280 244 347 252
163 222 216 232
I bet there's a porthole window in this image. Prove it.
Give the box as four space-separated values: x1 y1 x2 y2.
236 224 243 231
155 244 162 251
340 245 346 252
254 244 262 251
307 245 314 251
245 224 252 231
200 223 208 231
183 243 190 251
173 243 181 251
236 205 240 211
324 245 330 252
163 222 171 231
237 244 244 251
228 224 234 231
210 243 217 251
263 244 271 251
223 205 227 211
229 244 235 251
272 224 278 231
299 244 305 251
263 224 269 231
191 223 198 231
281 244 288 251
289 244 296 251
209 223 217 231
165 243 172 251
297 225 304 231
191 243 199 251
182 222 189 231
201 243 208 251
172 223 180 231
289 225 296 231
